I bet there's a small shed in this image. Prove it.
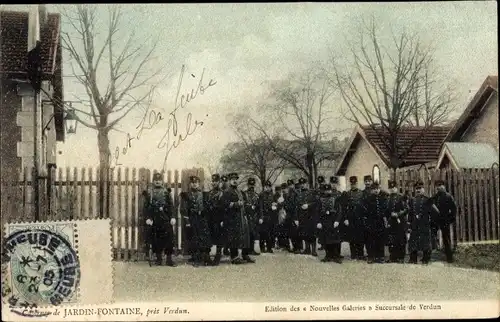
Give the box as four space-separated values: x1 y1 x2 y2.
436 142 499 170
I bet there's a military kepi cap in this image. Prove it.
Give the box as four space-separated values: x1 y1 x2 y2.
317 176 325 183
247 177 256 186
299 178 307 184
322 183 332 191
371 181 380 189
330 176 339 184
212 174 220 182
275 185 282 191
189 175 200 183
364 175 373 182
414 180 424 188
153 172 163 180
287 179 295 186
228 172 239 180
221 175 228 182
349 176 358 184
435 179 445 186
388 180 397 188
281 183 288 189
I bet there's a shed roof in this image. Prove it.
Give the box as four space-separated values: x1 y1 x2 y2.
437 142 499 169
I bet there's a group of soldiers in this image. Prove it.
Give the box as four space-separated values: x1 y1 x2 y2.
143 171 457 267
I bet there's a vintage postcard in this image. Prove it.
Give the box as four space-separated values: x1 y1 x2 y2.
1 2 499 321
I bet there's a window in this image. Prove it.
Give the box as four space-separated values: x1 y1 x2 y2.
372 165 381 183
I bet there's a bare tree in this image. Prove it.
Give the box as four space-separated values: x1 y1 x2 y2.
253 69 344 187
58 4 170 216
220 113 287 187
59 5 168 168
327 18 456 175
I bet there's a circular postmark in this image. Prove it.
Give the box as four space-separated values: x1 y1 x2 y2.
2 229 81 307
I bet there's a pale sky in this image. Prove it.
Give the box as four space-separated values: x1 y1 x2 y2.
3 2 498 172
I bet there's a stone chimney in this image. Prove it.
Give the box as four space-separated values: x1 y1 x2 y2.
27 5 40 52
39 5 48 26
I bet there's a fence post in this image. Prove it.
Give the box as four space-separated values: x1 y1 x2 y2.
124 167 130 261
137 168 149 261
131 168 138 261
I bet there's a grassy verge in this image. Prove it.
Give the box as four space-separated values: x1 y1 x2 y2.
448 242 499 272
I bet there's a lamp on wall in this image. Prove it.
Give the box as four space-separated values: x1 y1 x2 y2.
42 103 78 135
64 107 78 134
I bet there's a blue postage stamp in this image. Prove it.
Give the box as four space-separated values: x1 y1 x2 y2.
2 222 81 308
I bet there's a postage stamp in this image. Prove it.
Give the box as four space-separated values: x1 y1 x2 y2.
1 219 113 317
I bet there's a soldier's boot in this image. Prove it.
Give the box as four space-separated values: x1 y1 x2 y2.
409 251 418 264
388 246 395 262
422 250 431 265
292 240 302 254
242 249 256 263
332 243 342 263
302 242 312 255
266 240 274 253
336 243 344 259
165 254 177 267
155 252 163 266
349 243 356 260
311 242 318 257
231 257 245 265
191 252 201 267
398 247 406 263
321 247 332 262
213 252 222 266
187 249 195 263
202 251 215 266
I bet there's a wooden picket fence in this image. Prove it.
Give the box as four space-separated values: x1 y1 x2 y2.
0 166 204 261
394 166 500 246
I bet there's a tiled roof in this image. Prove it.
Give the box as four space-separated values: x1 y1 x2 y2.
0 10 60 75
0 10 65 141
362 125 452 167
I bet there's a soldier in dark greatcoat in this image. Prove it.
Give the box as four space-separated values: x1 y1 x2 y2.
220 172 255 264
181 175 214 267
285 179 298 253
362 181 388 264
314 176 326 250
143 172 177 266
296 178 319 256
207 174 225 265
386 180 408 263
258 181 278 253
431 180 457 263
317 183 344 263
243 177 260 256
330 176 346 259
344 176 365 260
220 175 230 257
408 180 439 264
